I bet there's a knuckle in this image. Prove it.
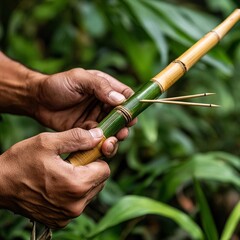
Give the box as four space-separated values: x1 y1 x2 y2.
69 67 84 77
71 128 82 141
96 161 111 180
71 128 92 148
99 78 109 90
67 205 84 218
35 132 51 149
102 162 111 179
71 128 84 141
54 220 70 229
66 177 89 196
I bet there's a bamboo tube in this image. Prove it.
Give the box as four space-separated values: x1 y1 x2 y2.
67 9 240 166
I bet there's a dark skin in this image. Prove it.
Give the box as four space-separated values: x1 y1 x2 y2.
0 52 136 228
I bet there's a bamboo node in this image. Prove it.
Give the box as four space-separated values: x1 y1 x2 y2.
172 60 188 72
151 78 164 92
115 105 132 123
210 30 221 41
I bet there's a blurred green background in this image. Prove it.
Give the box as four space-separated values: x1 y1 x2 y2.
0 0 240 239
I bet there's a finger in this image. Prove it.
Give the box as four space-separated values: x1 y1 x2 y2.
115 127 129 141
72 160 110 194
127 117 138 127
101 137 118 158
72 69 126 106
42 128 104 154
84 182 105 206
63 182 105 220
87 70 134 99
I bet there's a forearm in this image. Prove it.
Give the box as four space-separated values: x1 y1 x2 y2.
0 52 43 116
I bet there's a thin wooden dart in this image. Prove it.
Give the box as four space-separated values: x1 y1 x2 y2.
140 99 220 108
157 92 215 101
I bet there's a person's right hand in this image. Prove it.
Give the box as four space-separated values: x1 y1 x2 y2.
0 127 110 229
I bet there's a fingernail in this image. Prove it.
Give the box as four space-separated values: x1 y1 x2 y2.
109 91 126 103
89 128 103 138
107 141 115 155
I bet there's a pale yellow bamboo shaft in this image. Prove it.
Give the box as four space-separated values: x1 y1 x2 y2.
68 138 106 166
153 9 240 92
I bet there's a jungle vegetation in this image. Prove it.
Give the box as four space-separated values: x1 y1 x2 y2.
0 0 239 239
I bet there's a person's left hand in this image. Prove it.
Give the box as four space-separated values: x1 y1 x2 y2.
29 68 136 141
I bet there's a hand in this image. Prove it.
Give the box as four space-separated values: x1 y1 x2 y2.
0 127 111 229
31 68 136 135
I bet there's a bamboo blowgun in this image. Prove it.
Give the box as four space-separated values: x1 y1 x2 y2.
67 9 240 167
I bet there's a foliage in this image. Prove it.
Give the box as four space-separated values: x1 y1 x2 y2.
0 0 240 239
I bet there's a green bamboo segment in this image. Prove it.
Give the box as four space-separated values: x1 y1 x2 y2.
99 110 126 138
67 9 240 166
99 81 162 139
123 81 162 119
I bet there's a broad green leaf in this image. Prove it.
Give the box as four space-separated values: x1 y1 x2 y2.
206 0 237 16
220 201 240 240
207 152 240 170
159 153 240 201
168 128 195 155
203 55 233 77
126 143 144 171
142 0 205 39
77 2 107 38
124 0 169 66
88 195 204 240
32 0 68 22
194 180 218 240
114 25 157 81
125 0 233 76
125 0 192 50
139 107 158 143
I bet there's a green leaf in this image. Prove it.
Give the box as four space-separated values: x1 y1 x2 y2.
207 152 240 170
139 107 158 143
114 25 157 81
142 0 205 39
220 201 240 240
124 0 169 66
194 180 219 240
32 0 68 22
78 2 107 38
159 153 240 201
88 195 204 240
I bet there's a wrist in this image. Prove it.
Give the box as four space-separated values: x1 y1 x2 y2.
0 52 46 116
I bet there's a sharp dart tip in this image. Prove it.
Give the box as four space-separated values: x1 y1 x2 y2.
210 104 221 108
205 92 216 96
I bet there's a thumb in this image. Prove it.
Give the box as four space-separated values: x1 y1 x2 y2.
49 128 103 155
83 71 126 105
92 77 126 105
